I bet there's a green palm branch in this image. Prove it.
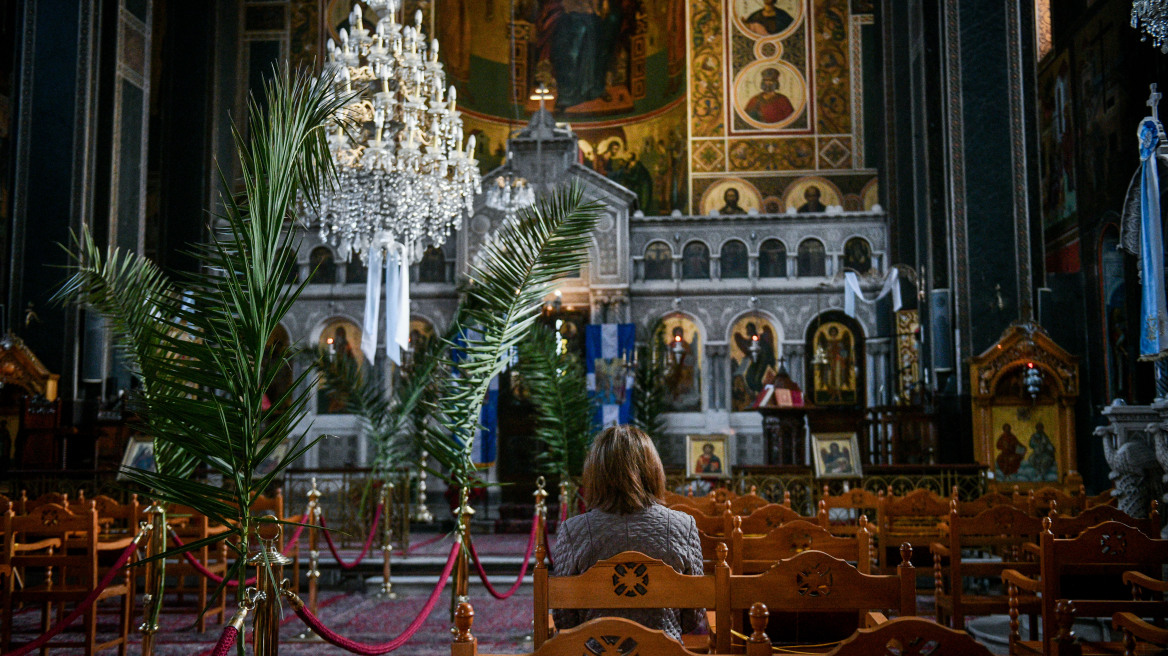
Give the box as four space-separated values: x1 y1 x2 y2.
632 343 670 448
518 324 595 480
420 184 603 490
54 65 351 604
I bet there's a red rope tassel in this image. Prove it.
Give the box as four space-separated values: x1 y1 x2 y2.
319 503 383 569
289 540 460 655
206 626 238 656
1 538 140 656
468 515 537 600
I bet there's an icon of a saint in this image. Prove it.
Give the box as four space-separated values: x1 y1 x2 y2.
743 0 795 36
695 443 722 474
745 68 795 124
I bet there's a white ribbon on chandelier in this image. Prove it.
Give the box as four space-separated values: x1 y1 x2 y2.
843 268 901 318
361 238 411 365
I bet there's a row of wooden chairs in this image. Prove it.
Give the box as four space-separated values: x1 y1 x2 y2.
535 539 917 653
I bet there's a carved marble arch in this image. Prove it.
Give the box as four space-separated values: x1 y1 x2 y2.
804 311 865 408
720 239 749 279
681 241 711 280
644 241 673 281
969 323 1080 490
309 245 337 284
797 238 826 277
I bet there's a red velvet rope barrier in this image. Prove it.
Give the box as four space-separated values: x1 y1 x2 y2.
207 625 238 656
397 532 447 555
1 538 140 656
289 540 460 655
169 521 306 587
467 515 537 600
319 503 383 570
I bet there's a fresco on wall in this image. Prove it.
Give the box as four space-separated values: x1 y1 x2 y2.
576 102 689 213
810 320 859 406
730 315 779 411
1073 3 1125 213
263 326 295 412
654 315 702 411
699 178 763 215
1038 51 1077 229
990 404 1060 483
783 177 842 213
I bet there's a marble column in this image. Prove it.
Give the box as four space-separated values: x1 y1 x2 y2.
706 343 729 411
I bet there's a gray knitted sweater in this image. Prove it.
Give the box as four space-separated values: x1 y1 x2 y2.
549 503 705 640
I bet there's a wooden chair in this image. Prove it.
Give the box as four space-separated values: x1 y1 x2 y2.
952 485 1021 517
823 616 995 656
70 495 141 538
1015 484 1086 517
878 488 949 573
820 486 883 538
730 515 871 574
162 503 229 631
670 502 729 535
714 544 917 652
732 503 809 536
932 502 1043 631
18 491 69 514
1002 519 1168 656
534 540 725 650
1112 571 1168 656
455 602 772 656
1045 501 1160 538
728 492 769 515
2 503 136 656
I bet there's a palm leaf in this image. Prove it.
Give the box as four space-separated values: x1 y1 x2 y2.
517 324 595 479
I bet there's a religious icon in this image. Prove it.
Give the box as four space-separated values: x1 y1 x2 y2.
734 62 806 129
730 316 779 411
811 432 862 479
686 434 730 478
989 404 1060 482
733 0 801 38
118 439 156 480
408 319 436 356
745 68 795 124
536 0 631 111
843 238 873 274
593 358 629 405
719 187 747 215
317 319 364 414
700 178 762 215
797 185 827 213
682 242 710 279
784 178 842 213
263 326 295 412
811 321 858 406
655 316 701 411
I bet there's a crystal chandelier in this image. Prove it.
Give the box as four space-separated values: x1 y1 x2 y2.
303 2 482 262
484 154 535 222
1133 0 1168 53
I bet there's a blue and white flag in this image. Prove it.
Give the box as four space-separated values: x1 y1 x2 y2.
1138 118 1168 360
451 327 498 465
585 323 635 428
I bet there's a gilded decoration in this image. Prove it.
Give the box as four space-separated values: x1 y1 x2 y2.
969 323 1079 490
727 137 816 171
689 0 724 138
0 333 59 401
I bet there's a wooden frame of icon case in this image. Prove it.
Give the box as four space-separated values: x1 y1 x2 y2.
969 323 1080 491
811 431 863 479
686 433 731 479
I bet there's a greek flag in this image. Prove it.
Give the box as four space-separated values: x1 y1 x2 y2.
1138 117 1168 359
585 324 635 428
451 328 498 465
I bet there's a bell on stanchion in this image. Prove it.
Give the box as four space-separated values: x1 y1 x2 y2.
249 519 294 656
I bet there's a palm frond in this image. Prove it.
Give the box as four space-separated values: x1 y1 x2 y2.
517 324 595 479
420 183 603 486
632 343 670 448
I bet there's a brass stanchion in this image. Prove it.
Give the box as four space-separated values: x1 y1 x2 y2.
379 481 397 599
139 501 166 656
533 476 548 556
413 453 434 522
558 479 576 520
250 522 292 656
306 477 322 614
450 486 474 624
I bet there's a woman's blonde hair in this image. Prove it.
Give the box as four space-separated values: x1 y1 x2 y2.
582 424 666 514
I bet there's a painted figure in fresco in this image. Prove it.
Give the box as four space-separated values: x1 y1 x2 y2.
1027 422 1056 480
695 443 722 474
820 442 853 475
537 0 626 110
664 325 699 410
843 238 872 273
719 188 747 215
323 326 359 413
995 423 1025 477
745 68 795 124
744 0 795 36
816 325 853 403
733 321 777 405
797 186 827 213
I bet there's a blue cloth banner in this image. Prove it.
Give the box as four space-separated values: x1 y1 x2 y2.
585 323 635 429
1138 118 1168 359
451 328 498 465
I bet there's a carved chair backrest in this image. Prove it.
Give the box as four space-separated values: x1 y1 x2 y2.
1036 520 1168 655
953 489 1021 517
6 503 101 590
824 617 994 656
69 494 140 535
729 493 769 515
716 547 916 653
669 502 727 535
534 548 726 649
941 504 1044 613
1016 484 1085 517
731 503 810 536
1045 502 1159 538
19 491 69 514
731 516 871 574
820 486 883 537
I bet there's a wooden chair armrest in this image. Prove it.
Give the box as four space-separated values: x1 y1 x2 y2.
1022 542 1040 558
864 611 889 628
1114 612 1168 646
1123 571 1168 594
13 538 61 552
1002 569 1041 592
95 536 135 551
930 542 950 557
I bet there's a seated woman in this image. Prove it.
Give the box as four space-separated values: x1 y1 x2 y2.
550 424 705 640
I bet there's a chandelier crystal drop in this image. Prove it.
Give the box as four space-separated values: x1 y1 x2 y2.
484 153 536 225
1133 0 1168 53
303 1 482 262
